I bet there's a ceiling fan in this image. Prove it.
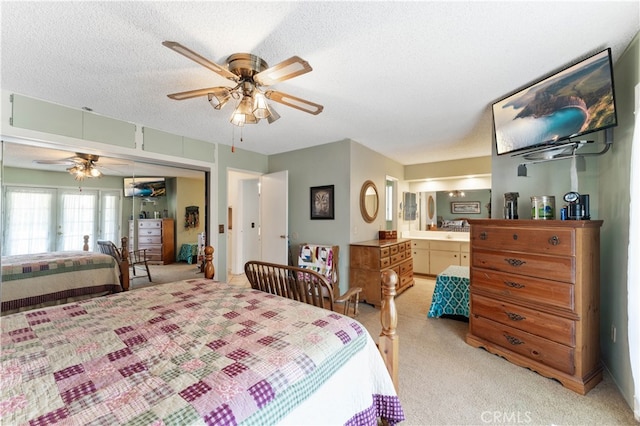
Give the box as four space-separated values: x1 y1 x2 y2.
163 41 323 126
34 153 105 180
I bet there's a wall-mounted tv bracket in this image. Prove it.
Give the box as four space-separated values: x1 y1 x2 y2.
517 127 614 176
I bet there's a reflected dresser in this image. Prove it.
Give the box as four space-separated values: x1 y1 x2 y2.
129 218 175 264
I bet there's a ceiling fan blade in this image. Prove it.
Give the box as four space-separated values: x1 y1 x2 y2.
265 90 323 115
254 56 312 86
33 159 75 165
163 41 238 81
167 87 230 100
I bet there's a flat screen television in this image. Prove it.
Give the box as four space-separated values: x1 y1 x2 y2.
124 177 166 197
493 48 617 156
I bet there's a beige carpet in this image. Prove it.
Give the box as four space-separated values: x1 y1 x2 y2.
356 276 637 425
129 262 250 289
129 263 637 425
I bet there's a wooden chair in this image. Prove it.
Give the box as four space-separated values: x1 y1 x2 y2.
245 261 336 311
97 236 151 288
297 244 362 316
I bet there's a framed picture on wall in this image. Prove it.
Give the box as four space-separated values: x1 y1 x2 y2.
310 185 335 220
451 201 481 214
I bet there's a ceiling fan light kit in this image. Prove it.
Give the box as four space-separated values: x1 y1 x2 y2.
66 154 103 181
163 41 322 130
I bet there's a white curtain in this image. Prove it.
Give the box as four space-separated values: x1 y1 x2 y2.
3 188 55 255
628 83 640 421
59 190 97 251
100 192 120 245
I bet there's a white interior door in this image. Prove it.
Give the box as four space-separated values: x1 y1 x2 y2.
242 179 260 265
260 170 288 264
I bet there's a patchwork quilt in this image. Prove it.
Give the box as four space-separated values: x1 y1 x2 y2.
297 244 335 282
1 251 122 314
1 279 404 425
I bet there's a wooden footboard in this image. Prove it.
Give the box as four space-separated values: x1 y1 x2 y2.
120 236 130 291
203 246 215 279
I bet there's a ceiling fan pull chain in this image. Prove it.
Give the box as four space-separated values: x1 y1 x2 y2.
231 126 236 153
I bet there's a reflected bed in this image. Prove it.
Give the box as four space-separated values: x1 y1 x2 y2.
1 251 122 315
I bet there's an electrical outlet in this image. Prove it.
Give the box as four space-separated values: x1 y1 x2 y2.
611 324 616 343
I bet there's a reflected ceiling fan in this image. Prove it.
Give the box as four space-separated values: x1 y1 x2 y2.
163 41 323 126
34 153 109 180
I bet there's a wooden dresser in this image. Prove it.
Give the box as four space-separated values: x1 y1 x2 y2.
349 238 414 307
129 218 175 264
466 219 603 394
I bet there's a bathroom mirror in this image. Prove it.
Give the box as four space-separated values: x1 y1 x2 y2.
360 180 379 223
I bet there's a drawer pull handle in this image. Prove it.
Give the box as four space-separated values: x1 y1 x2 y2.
548 235 560 246
505 312 526 321
503 334 525 346
504 280 525 289
505 258 526 267
480 232 488 240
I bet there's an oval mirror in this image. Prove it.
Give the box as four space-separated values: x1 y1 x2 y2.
359 180 379 223
428 195 435 220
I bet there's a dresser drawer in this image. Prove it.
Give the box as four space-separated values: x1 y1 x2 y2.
471 226 575 256
390 244 399 255
470 316 575 375
471 268 574 311
138 228 162 236
473 249 575 283
399 258 413 276
139 220 162 229
390 251 405 264
399 273 413 289
403 241 412 251
380 247 390 258
412 240 430 249
430 240 460 252
138 236 162 245
139 244 161 255
471 294 575 346
380 256 391 269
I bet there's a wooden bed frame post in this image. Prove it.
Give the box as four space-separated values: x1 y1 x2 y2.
380 269 399 393
204 246 215 279
120 236 131 291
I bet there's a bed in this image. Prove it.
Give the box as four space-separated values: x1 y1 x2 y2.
1 249 122 316
0 249 404 425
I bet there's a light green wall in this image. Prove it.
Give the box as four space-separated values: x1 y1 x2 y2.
269 140 351 291
405 155 491 180
600 31 639 408
350 140 405 242
436 189 491 221
268 139 405 294
491 148 600 221
3 166 123 189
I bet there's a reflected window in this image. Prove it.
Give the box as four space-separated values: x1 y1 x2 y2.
3 187 55 255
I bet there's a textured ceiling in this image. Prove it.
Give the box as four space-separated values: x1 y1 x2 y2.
1 1 638 166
